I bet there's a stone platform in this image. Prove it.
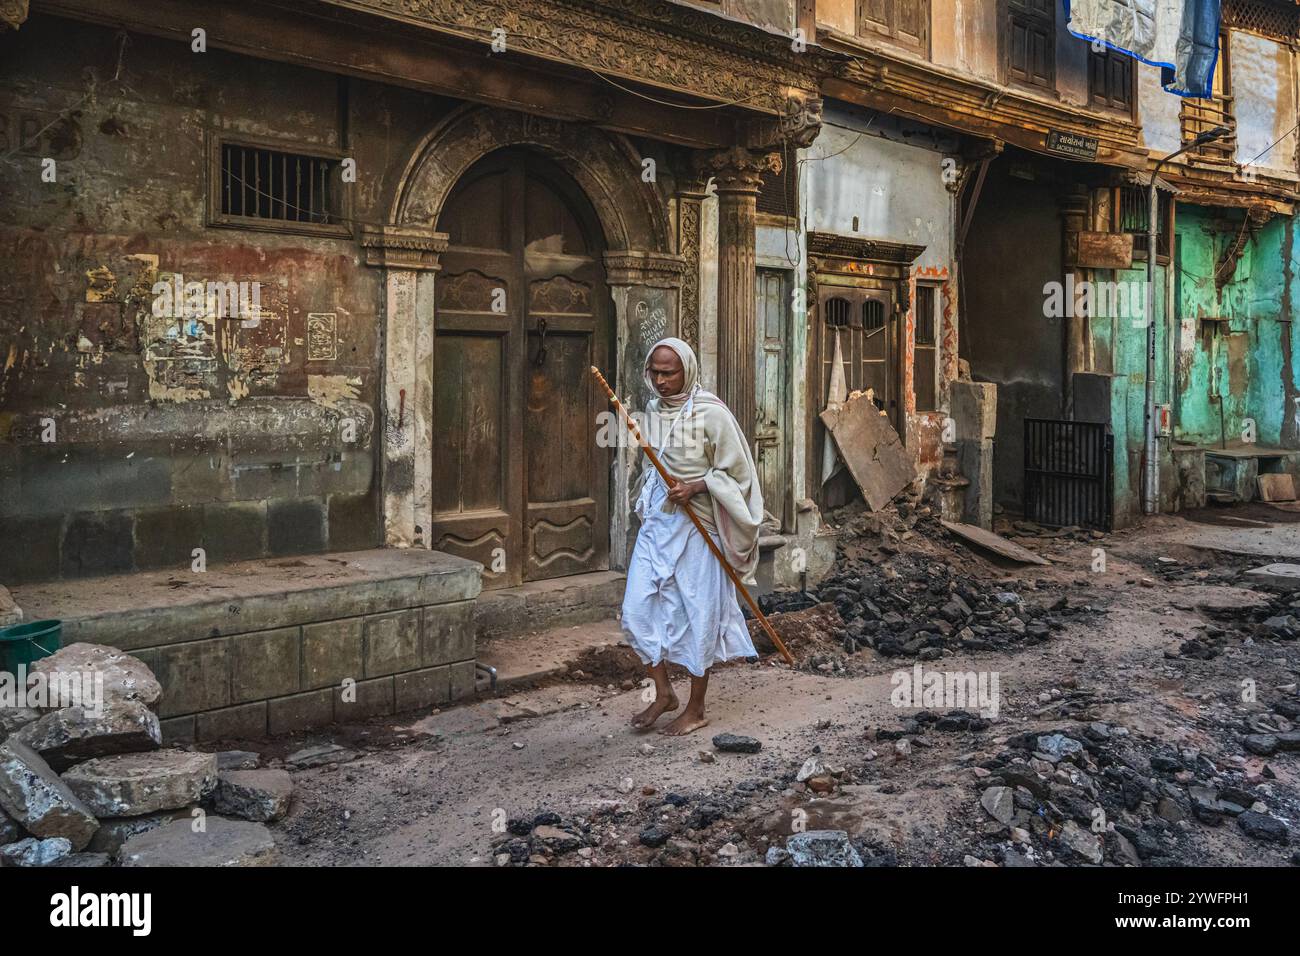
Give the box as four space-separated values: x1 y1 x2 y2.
11 549 482 744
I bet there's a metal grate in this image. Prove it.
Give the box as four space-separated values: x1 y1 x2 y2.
1223 0 1300 43
1119 186 1173 259
220 143 339 224
1024 419 1114 530
756 150 798 218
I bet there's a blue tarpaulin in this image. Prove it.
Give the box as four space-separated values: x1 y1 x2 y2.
1064 0 1222 98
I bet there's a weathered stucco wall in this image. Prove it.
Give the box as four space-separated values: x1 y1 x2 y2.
931 0 1000 82
1172 208 1299 448
804 102 957 474
0 15 458 582
1135 57 1182 156
1232 32 1299 179
807 105 954 273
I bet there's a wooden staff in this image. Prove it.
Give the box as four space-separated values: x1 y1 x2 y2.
591 366 795 666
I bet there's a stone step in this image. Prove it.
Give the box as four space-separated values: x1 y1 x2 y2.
11 549 482 744
474 570 624 642
475 618 625 695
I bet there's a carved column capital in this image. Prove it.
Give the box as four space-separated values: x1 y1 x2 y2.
701 146 767 195
360 224 449 271
602 251 687 289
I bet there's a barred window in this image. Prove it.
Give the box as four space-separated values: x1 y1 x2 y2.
211 140 348 235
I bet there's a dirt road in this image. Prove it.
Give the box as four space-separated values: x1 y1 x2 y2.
254 514 1299 866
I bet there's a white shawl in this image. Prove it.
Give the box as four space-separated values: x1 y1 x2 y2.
633 337 765 583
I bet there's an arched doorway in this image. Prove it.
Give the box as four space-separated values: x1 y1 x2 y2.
430 147 612 587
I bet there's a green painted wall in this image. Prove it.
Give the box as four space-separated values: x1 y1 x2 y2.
1172 207 1296 450
1084 205 1299 522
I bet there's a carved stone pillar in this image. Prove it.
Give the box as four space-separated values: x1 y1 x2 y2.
360 223 448 549
705 146 765 442
675 182 708 353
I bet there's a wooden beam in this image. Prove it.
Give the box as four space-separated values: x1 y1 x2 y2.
33 0 741 148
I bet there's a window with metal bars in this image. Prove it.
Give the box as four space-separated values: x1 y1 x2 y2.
756 152 798 219
1117 186 1174 261
214 141 345 234
913 283 937 412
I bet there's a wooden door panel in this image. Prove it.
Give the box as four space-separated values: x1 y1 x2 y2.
523 269 607 581
434 149 610 588
432 259 519 587
755 269 787 529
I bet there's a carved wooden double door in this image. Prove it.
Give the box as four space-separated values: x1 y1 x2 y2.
432 148 611 588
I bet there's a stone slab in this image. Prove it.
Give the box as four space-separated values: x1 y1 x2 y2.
62 751 218 818
11 548 482 652
119 817 277 867
1245 563 1300 591
15 699 161 771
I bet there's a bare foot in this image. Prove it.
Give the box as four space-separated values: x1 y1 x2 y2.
658 711 709 736
630 692 679 729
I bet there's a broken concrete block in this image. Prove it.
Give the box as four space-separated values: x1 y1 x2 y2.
785 830 864 867
29 643 162 711
0 708 41 736
1059 820 1104 864
63 751 218 817
979 786 1015 825
0 739 98 850
209 769 292 823
285 743 354 769
119 817 278 867
15 699 162 771
1244 564 1300 591
0 836 73 867
87 809 194 857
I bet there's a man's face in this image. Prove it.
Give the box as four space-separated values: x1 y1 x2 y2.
648 346 685 398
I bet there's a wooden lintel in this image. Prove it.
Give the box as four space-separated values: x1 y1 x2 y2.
823 77 1146 171
33 0 740 148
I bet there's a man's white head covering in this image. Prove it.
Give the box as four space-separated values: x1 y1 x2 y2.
643 337 700 407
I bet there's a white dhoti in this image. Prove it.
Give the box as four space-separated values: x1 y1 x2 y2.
621 474 757 678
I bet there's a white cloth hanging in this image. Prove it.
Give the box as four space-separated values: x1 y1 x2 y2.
821 327 847 486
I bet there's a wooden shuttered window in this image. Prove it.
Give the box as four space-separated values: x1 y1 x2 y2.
1089 48 1135 112
858 0 930 54
1007 0 1055 89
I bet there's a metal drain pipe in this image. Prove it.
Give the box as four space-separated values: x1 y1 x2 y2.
475 661 498 695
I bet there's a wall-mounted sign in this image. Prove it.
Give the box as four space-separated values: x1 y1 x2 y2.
1067 231 1134 269
1046 130 1099 160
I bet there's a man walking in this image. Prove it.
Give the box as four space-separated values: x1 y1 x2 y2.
621 337 764 736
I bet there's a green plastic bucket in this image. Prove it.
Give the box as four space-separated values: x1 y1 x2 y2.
0 619 62 673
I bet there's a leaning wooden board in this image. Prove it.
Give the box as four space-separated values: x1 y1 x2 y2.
819 393 913 511
940 520 1051 566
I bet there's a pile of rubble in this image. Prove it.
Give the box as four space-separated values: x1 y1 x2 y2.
0 643 291 867
965 710 1297 867
761 551 1100 667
